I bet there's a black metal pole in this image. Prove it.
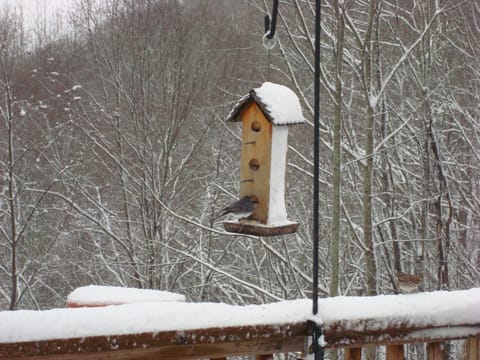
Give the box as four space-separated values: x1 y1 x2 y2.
312 0 321 317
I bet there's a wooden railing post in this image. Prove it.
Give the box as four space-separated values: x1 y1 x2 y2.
344 347 362 360
427 342 445 360
466 337 480 360
386 344 404 360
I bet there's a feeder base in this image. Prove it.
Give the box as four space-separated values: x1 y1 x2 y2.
223 221 299 237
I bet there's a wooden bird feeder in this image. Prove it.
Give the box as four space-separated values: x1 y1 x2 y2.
224 82 305 236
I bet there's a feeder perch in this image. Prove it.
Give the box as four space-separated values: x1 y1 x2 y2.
224 82 305 236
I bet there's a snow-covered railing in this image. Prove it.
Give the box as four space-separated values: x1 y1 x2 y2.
1 287 479 359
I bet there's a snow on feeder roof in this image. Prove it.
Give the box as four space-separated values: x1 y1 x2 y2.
226 82 306 126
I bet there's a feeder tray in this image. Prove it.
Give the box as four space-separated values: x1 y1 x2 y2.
223 221 299 237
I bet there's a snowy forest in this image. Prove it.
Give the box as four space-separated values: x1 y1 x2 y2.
0 0 479 312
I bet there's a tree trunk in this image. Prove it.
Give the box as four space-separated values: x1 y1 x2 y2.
362 0 380 298
363 102 377 297
5 79 18 310
329 0 345 298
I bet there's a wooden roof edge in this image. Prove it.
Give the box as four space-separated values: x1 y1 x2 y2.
225 90 304 126
225 92 252 122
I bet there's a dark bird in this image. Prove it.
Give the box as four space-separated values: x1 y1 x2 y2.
395 272 422 293
218 195 257 220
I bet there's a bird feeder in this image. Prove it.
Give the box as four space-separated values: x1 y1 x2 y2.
224 82 305 236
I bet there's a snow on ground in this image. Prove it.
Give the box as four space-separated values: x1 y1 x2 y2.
1 288 479 343
254 82 306 125
67 285 186 306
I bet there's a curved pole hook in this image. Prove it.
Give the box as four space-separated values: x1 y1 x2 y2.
264 0 279 39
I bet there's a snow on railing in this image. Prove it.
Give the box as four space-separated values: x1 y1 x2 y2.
0 287 479 359
66 285 186 307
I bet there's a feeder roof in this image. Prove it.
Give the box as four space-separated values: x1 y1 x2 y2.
226 82 306 126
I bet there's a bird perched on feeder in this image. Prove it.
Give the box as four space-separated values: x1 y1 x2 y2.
217 195 257 221
395 272 422 293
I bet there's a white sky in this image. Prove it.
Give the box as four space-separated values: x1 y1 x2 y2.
0 0 73 34
0 0 72 16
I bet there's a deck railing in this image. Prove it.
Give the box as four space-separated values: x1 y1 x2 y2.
1 287 479 359
1 319 479 359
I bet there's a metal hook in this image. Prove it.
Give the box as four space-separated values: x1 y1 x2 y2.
264 0 279 40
